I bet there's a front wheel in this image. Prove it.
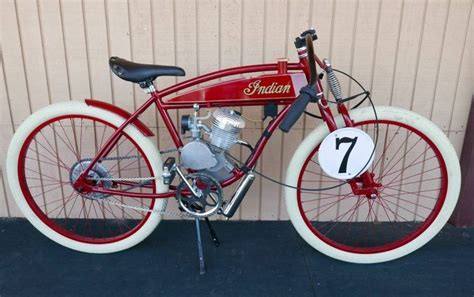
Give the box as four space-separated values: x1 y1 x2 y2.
285 106 461 263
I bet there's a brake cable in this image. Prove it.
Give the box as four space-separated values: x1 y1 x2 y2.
229 84 379 192
304 69 370 119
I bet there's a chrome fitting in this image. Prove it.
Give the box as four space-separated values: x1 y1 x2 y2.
144 84 156 94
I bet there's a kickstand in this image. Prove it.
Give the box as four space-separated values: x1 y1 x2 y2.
204 217 220 247
194 218 205 275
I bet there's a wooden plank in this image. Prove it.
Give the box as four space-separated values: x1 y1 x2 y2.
330 0 357 99
362 1 430 222
219 0 242 220
307 0 357 220
370 0 403 107
449 96 474 227
304 0 334 136
82 0 113 102
259 0 287 220
239 0 265 220
0 62 13 217
220 0 242 69
174 0 198 136
411 0 450 118
2 0 32 127
400 0 457 222
447 3 473 156
15 0 50 111
129 0 158 128
2 0 56 218
35 1 94 221
37 0 70 103
390 0 427 109
11 1 54 216
367 0 403 219
197 0 219 75
323 0 379 221
174 0 198 79
104 0 133 110
195 0 220 193
430 0 472 134
0 0 473 221
311 0 333 60
279 0 311 220
163 0 199 219
0 67 27 217
55 0 97 217
151 0 179 128
350 0 380 94
127 0 163 217
59 0 91 101
0 30 7 223
347 0 380 121
0 173 11 218
285 0 311 64
104 0 134 219
151 0 181 219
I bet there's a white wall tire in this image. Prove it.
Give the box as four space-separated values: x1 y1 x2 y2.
285 106 461 263
6 101 167 253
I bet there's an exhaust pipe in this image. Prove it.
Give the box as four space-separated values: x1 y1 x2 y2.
222 172 255 218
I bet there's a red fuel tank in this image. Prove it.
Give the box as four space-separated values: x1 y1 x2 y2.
165 72 307 106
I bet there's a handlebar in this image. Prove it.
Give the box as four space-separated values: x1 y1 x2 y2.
279 32 319 133
279 85 316 132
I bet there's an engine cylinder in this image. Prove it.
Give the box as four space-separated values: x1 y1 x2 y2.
210 108 245 151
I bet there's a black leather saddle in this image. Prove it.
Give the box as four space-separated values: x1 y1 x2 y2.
109 57 185 87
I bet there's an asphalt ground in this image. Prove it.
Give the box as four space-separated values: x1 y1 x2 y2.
0 219 472 297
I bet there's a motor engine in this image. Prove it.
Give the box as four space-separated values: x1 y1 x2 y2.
180 107 245 181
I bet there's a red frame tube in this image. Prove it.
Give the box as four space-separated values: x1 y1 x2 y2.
77 50 362 199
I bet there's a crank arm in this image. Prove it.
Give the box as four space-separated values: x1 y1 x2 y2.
174 165 201 197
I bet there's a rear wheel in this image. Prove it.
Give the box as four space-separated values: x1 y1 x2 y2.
7 102 167 253
285 106 460 263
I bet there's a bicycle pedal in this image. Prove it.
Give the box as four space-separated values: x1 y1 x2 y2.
162 157 176 185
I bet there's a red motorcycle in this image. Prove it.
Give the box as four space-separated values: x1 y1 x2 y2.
6 30 461 272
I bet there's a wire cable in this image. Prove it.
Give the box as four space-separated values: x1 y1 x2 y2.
304 68 370 119
233 75 379 192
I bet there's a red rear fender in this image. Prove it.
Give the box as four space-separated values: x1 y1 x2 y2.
84 99 154 137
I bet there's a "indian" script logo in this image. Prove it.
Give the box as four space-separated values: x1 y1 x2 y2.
243 80 291 96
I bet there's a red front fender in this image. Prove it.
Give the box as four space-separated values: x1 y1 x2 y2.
84 99 154 137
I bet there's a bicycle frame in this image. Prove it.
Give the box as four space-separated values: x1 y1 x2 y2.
74 49 358 199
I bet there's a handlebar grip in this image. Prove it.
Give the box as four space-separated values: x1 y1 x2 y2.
294 29 318 48
279 90 312 133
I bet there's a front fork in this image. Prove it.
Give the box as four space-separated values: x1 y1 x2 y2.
316 80 381 198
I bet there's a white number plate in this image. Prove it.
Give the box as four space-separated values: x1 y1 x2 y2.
318 127 375 180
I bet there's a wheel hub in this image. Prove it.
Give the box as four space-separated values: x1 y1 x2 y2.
69 160 113 199
349 172 382 198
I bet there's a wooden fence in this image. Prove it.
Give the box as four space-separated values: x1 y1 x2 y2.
0 0 472 220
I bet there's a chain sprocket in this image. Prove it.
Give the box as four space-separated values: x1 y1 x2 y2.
176 173 223 218
71 148 190 218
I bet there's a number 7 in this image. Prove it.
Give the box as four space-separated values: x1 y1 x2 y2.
335 137 358 174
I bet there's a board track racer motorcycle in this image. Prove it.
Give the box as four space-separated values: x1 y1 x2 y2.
6 29 461 273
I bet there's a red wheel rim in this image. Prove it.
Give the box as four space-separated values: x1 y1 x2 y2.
296 120 448 254
17 114 156 244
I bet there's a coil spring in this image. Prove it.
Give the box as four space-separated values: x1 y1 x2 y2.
326 67 343 101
